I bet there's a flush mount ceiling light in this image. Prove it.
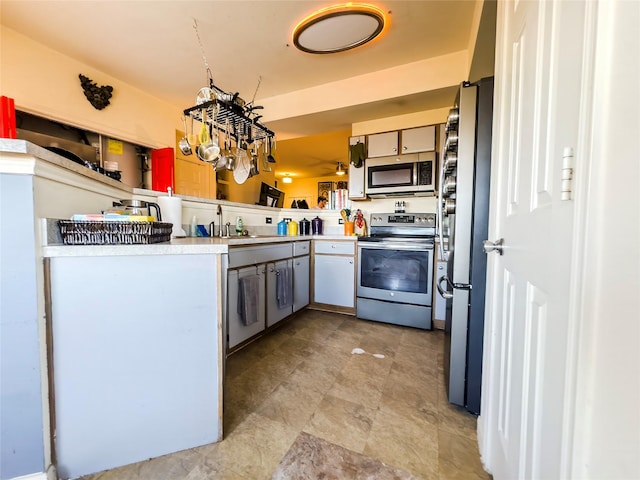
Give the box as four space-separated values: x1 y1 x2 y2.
282 174 293 184
293 3 386 54
336 162 347 175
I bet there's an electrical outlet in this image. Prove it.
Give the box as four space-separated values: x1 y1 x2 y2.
338 218 344 224
265 217 272 224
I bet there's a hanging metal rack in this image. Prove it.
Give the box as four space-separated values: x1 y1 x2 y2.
183 83 274 145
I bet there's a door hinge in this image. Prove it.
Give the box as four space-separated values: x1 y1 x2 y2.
561 147 574 201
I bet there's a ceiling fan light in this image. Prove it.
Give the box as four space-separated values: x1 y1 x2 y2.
293 3 386 54
282 175 293 184
336 162 346 175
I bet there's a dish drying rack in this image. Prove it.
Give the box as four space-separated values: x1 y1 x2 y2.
183 86 274 144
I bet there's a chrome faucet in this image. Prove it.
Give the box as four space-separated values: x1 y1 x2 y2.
217 205 223 237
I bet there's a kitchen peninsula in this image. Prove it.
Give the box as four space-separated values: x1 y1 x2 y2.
0 139 353 478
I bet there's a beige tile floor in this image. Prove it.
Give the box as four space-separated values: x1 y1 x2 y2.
82 309 491 480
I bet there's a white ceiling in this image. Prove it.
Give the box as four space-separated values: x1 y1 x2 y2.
1 0 495 179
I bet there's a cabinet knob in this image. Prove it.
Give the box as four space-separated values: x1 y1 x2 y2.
403 146 407 151
349 260 353 264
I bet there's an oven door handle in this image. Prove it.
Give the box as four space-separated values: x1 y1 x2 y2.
436 275 454 299
358 242 434 252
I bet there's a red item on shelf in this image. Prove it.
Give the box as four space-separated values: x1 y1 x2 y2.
151 147 175 193
1 96 17 139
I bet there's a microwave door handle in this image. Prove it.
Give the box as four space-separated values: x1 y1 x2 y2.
413 162 418 186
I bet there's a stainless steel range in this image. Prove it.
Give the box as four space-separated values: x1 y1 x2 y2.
356 213 436 330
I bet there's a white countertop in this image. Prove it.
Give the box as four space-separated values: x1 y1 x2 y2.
42 234 357 257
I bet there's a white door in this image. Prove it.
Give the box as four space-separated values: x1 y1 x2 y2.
480 1 592 478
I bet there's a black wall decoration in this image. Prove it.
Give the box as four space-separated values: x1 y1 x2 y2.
79 74 113 110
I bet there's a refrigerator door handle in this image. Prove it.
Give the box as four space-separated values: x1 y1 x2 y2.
437 153 448 261
437 275 454 299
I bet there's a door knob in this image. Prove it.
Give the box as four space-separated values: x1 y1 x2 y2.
483 238 504 255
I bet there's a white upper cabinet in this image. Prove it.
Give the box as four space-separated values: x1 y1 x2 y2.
367 131 399 157
401 125 436 153
367 126 436 157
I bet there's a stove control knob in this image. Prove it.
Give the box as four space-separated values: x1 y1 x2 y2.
426 216 435 225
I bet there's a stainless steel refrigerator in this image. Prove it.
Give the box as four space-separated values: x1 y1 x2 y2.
437 77 494 415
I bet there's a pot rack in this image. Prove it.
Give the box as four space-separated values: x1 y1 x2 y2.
182 86 274 145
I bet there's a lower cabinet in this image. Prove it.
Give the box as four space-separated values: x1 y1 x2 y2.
293 255 310 312
227 265 266 349
47 254 222 478
314 253 355 308
266 259 294 327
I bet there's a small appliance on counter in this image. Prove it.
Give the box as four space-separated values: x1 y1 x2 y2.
113 199 162 220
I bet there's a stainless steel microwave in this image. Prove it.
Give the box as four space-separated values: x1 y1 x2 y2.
365 152 436 198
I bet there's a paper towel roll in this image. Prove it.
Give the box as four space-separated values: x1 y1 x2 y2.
157 196 186 237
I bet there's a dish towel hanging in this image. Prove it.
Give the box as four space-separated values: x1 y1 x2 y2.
276 267 293 309
349 141 365 168
238 274 260 326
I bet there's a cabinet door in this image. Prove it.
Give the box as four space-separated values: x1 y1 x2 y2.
314 255 355 307
401 125 436 153
151 147 175 192
367 131 398 157
293 255 310 312
228 266 265 348
175 155 216 199
266 259 293 327
348 163 366 199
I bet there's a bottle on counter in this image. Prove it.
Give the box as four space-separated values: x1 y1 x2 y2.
190 215 198 237
235 216 243 236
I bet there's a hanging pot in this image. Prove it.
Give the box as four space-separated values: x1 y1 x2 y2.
178 115 192 156
197 107 220 164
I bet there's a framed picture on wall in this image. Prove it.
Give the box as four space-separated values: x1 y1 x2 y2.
317 181 332 206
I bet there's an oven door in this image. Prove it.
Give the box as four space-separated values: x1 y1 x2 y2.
357 241 434 305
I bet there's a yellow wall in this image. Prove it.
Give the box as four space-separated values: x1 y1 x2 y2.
1 26 181 149
279 174 347 208
222 166 277 205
